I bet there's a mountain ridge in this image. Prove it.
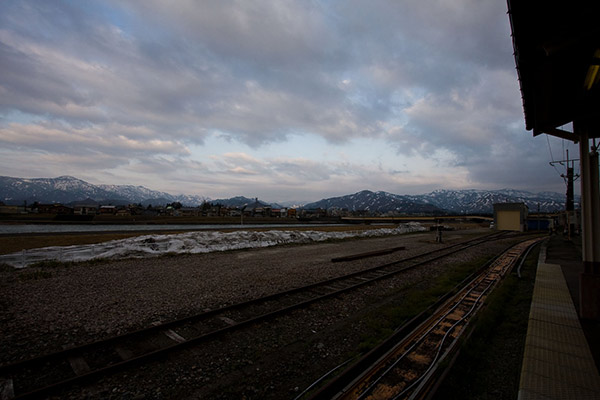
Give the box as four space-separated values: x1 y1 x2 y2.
0 175 572 213
304 188 571 214
0 175 207 207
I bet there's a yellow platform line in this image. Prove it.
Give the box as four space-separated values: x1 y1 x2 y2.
518 244 600 400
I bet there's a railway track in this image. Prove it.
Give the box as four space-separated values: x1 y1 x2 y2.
0 231 516 399
310 237 543 400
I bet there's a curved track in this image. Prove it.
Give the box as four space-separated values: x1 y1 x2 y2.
310 237 543 400
1 231 516 399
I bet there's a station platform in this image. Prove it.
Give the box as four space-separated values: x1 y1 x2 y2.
518 236 600 399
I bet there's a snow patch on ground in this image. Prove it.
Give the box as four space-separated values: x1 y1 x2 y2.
1 223 426 268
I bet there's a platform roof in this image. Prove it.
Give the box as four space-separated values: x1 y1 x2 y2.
507 1 600 140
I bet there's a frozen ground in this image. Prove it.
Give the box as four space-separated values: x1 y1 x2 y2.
0 223 426 268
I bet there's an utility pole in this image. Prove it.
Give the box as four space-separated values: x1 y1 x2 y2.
566 150 575 239
550 149 580 238
566 166 575 212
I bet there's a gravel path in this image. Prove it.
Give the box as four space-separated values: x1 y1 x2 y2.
0 227 519 399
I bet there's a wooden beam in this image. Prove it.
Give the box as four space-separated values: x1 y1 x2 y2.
534 127 579 143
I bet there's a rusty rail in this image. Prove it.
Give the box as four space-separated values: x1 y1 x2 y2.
313 237 542 400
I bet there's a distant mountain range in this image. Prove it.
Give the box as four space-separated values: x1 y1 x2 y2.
303 189 571 214
0 175 572 214
303 191 444 214
0 176 207 207
211 196 284 209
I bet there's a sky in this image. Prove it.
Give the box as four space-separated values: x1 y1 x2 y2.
0 0 579 203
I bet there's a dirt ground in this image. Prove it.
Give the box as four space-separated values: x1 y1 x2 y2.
2 226 511 399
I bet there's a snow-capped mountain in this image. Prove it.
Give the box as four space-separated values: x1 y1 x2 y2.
304 189 570 214
95 183 206 206
303 190 445 214
407 189 569 214
1 175 572 213
0 176 207 206
0 176 117 205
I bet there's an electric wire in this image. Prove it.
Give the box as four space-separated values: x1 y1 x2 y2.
547 135 564 179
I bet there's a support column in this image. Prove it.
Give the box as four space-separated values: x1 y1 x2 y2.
577 121 600 320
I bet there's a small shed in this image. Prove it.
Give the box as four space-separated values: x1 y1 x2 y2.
493 203 528 232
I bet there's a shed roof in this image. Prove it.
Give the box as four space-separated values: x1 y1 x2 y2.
507 0 600 139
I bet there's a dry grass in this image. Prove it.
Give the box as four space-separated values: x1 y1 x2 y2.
0 232 153 255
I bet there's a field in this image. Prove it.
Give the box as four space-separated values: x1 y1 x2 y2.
0 212 492 256
0 222 442 256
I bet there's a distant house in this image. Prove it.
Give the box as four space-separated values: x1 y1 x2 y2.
73 205 98 215
37 204 74 215
99 205 117 215
115 207 131 216
180 207 200 217
269 208 290 218
226 208 242 217
163 205 178 216
128 204 145 215
246 198 271 217
218 206 231 217
208 205 223 217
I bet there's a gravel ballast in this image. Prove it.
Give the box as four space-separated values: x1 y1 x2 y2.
0 227 521 399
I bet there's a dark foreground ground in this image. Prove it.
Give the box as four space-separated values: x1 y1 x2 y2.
548 235 600 369
435 233 600 400
2 229 597 399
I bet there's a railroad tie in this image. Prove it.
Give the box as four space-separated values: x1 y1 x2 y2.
67 355 92 375
115 345 134 361
219 316 237 326
163 329 187 344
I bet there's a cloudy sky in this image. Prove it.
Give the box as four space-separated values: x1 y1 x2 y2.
0 0 577 202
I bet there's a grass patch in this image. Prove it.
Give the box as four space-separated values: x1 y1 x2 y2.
432 246 539 400
0 232 151 255
355 255 495 355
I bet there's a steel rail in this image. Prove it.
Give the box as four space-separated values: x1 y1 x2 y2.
1 231 505 376
392 268 499 400
354 267 498 400
1 231 515 399
326 237 542 400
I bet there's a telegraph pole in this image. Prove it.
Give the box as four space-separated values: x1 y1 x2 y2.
550 149 579 238
566 150 575 238
565 150 575 212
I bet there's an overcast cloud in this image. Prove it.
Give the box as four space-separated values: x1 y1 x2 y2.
0 0 577 202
